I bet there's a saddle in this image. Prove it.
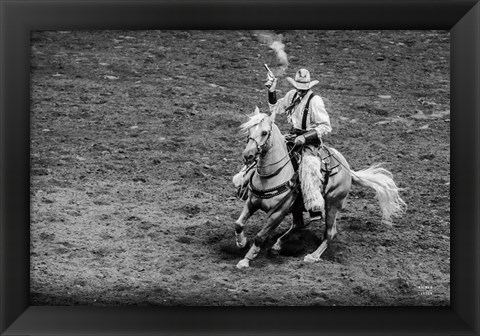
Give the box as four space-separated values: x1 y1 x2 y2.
235 139 342 201
287 141 342 191
319 146 341 178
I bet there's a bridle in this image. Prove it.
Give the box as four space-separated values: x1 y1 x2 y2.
244 122 298 178
246 128 272 157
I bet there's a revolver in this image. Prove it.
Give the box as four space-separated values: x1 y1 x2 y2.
264 63 275 80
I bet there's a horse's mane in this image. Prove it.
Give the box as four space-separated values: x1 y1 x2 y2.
240 113 270 133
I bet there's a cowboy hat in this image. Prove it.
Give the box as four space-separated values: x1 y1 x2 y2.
286 68 319 90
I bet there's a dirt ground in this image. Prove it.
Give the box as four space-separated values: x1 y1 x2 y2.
30 30 450 306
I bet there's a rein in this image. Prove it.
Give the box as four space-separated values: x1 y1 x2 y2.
255 146 297 178
249 130 300 178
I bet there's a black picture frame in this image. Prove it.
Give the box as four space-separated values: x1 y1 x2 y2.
1 0 478 335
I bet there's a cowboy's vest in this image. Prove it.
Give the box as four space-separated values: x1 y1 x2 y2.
287 91 318 131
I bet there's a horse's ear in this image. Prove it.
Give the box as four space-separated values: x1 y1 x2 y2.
254 106 260 115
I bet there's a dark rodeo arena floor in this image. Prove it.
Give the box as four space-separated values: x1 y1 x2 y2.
30 30 450 306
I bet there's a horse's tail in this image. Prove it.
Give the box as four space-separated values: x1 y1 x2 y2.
350 164 407 224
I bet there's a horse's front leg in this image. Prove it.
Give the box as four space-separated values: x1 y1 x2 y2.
237 204 290 269
235 201 257 248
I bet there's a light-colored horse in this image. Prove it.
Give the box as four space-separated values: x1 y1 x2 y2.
233 107 406 269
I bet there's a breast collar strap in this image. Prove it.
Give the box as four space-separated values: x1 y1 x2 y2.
248 171 295 199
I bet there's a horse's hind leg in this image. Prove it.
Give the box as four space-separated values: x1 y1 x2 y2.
304 198 345 263
272 204 304 253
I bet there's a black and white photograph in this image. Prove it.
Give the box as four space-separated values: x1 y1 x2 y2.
30 30 450 306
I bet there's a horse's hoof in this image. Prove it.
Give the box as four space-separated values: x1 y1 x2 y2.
236 259 250 269
236 238 247 249
270 243 281 255
304 254 319 263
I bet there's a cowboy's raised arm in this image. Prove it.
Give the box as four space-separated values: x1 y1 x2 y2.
264 68 297 115
267 89 299 118
265 69 288 113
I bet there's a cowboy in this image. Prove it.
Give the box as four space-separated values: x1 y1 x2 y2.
265 68 332 222
233 68 331 222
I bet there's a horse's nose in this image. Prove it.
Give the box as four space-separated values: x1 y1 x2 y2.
242 148 256 164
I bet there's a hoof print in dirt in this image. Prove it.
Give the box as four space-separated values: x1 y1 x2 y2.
176 236 194 244
184 226 197 236
181 204 201 217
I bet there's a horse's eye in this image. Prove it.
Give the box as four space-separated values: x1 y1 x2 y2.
262 131 268 136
